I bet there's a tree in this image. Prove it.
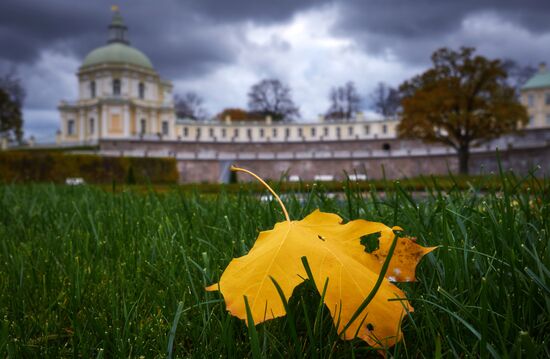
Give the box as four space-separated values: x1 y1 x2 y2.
397 47 528 174
370 82 400 118
174 92 207 120
0 89 23 143
247 79 299 121
0 69 25 143
216 108 264 121
326 81 361 121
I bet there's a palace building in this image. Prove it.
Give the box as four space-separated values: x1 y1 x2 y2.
58 9 401 146
58 9 177 144
520 63 550 128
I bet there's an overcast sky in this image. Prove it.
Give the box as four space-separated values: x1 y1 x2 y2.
1 0 549 141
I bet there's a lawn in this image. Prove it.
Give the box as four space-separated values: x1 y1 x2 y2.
0 171 548 358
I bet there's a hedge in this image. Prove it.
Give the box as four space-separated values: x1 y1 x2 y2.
0 151 179 184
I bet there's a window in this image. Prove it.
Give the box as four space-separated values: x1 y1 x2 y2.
67 119 75 135
113 79 121 96
546 114 550 126
140 119 146 134
528 94 534 107
183 127 188 137
382 124 388 134
311 127 316 136
323 127 329 136
298 128 303 137
348 126 354 136
222 128 227 138
260 128 265 138
285 128 290 138
382 143 391 151
247 129 252 138
529 116 534 126
234 128 239 137
272 128 278 137
336 127 341 138
139 82 145 99
89 118 94 134
196 128 201 138
162 121 169 136
90 81 96 98
209 128 214 138
364 125 370 135
546 93 550 105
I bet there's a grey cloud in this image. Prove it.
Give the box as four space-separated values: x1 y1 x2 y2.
187 0 322 23
333 0 550 66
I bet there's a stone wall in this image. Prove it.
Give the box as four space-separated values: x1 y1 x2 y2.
98 128 550 182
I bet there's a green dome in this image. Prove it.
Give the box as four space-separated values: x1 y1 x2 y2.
522 70 550 90
82 43 153 69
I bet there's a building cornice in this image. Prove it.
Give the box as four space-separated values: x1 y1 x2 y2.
78 63 159 78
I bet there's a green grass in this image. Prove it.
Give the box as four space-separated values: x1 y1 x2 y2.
0 171 548 358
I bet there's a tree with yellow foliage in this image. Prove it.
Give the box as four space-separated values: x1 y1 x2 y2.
398 47 528 174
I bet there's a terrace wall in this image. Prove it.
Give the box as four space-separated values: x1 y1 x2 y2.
97 128 550 182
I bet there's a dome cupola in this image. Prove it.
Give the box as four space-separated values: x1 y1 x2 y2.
81 7 154 70
108 6 130 45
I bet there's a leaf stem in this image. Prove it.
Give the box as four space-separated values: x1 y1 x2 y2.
231 166 291 222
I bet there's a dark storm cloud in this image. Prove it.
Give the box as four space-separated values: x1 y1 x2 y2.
0 0 103 62
332 0 550 65
0 0 319 75
2 0 549 71
187 0 320 23
337 0 550 37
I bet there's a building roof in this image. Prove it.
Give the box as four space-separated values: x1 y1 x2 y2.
82 43 154 69
522 67 550 90
81 8 154 70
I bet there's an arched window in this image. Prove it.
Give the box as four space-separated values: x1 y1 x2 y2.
140 118 146 134
138 82 145 99
90 81 96 98
113 79 121 96
67 119 75 135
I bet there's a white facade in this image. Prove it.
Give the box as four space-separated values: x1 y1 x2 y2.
175 115 399 143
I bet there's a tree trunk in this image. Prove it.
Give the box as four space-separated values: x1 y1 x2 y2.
458 145 470 175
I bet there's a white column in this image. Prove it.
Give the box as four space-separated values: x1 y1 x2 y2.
79 110 85 142
102 106 108 138
123 105 130 137
60 113 66 142
151 110 157 134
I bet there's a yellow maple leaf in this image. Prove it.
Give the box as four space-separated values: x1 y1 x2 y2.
206 167 436 348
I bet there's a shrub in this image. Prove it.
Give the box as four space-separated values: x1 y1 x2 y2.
0 151 178 184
